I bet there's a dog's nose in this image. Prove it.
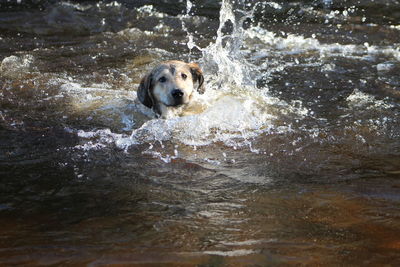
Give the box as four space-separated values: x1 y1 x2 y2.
171 89 184 99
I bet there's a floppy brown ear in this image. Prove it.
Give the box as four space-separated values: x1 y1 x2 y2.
137 73 154 109
188 62 205 94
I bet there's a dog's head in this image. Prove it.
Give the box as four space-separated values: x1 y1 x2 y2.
137 60 204 114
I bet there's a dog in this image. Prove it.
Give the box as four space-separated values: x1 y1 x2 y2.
137 60 205 118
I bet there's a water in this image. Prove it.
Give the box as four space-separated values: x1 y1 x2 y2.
1 0 400 265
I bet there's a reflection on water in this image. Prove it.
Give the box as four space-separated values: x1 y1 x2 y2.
1 0 400 265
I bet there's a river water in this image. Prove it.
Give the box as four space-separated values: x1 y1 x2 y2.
1 0 400 265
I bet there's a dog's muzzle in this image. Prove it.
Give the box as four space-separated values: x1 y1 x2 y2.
171 89 184 98
171 89 185 106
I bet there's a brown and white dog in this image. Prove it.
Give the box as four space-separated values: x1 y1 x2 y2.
137 60 205 118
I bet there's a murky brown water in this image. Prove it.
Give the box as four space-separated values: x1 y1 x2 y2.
1 0 400 265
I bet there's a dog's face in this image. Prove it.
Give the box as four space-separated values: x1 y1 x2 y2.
137 60 204 117
152 62 195 106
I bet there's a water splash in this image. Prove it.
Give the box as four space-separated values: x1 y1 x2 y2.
200 0 259 89
68 0 308 159
322 0 333 8
181 0 200 61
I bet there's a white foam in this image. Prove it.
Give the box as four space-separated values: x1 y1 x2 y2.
0 55 35 78
377 62 396 72
59 77 285 155
221 239 276 246
346 89 392 109
136 5 166 18
265 2 282 9
245 26 400 61
129 94 275 147
203 249 256 257
390 25 400 30
63 74 304 160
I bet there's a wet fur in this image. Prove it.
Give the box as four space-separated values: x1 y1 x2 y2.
137 60 204 118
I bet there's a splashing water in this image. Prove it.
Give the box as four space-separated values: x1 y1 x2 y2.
322 0 333 8
200 0 258 89
69 0 399 164
181 0 198 60
71 0 310 159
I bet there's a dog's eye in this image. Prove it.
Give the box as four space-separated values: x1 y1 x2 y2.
158 76 166 83
181 73 187 80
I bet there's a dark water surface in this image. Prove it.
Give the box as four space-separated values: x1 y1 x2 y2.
1 0 400 265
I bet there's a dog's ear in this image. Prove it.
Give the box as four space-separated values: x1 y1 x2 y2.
188 62 205 94
137 73 154 109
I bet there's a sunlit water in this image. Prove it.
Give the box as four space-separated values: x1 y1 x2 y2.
1 0 400 265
